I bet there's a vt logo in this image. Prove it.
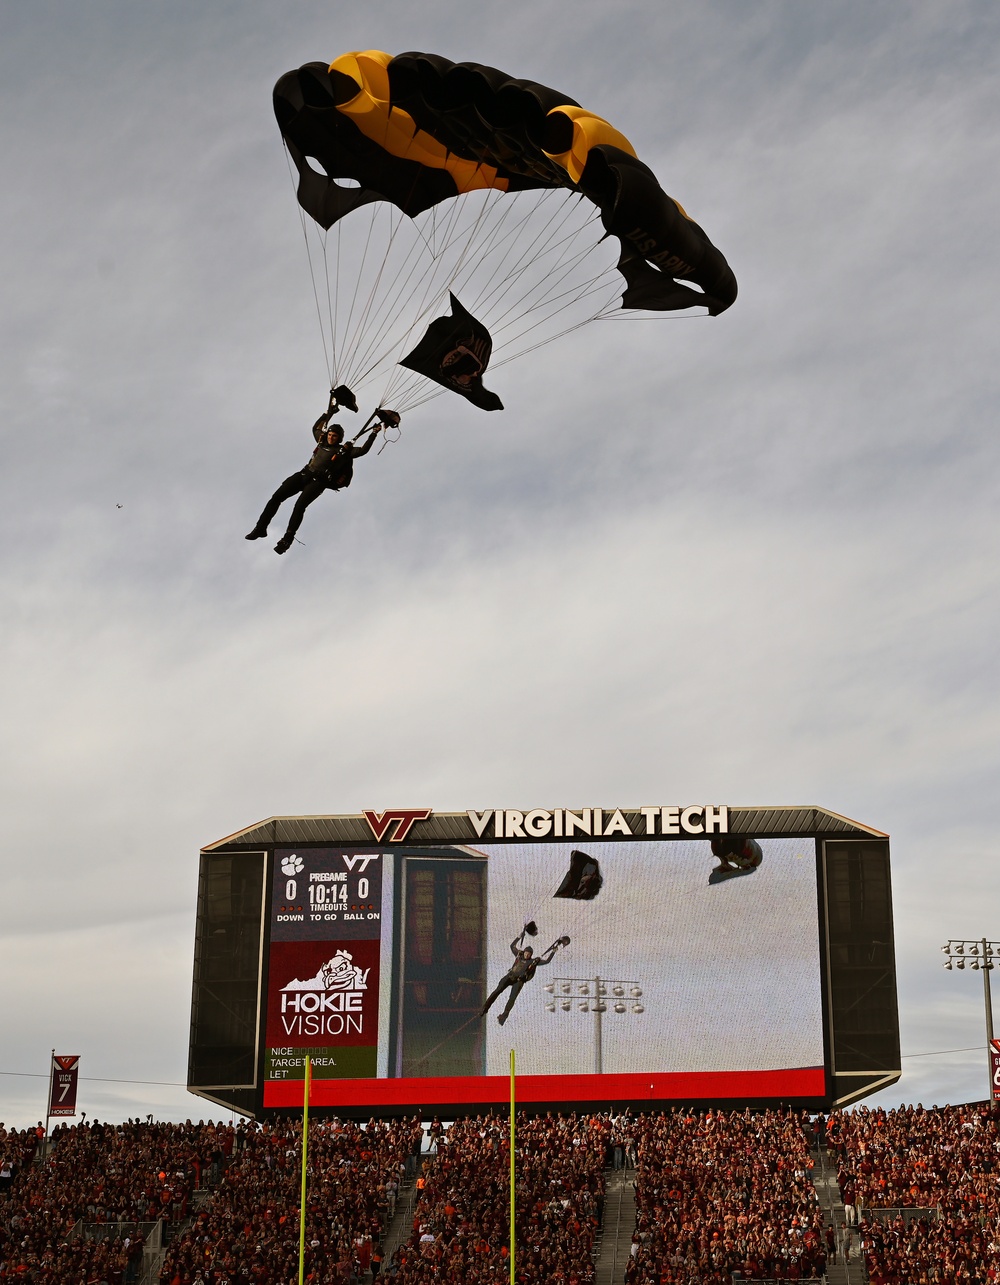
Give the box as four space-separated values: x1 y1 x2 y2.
343 854 379 872
362 809 432 842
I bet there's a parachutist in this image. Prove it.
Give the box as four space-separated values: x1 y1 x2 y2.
245 402 380 554
480 925 566 1026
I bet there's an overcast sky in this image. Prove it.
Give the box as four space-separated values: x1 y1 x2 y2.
2 1 999 1125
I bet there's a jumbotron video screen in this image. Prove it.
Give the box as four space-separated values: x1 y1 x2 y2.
189 805 900 1116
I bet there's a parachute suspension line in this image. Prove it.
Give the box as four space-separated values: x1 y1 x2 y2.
461 190 592 319
597 309 712 322
335 203 387 383
490 284 624 368
447 191 552 311
320 229 338 383
334 219 342 376
377 189 617 413
490 208 611 327
374 190 499 408
438 185 509 291
488 248 621 340
336 203 409 379
477 204 611 334
350 200 440 372
347 204 461 390
398 191 625 412
341 193 474 395
388 379 449 416
378 186 566 410
282 143 334 386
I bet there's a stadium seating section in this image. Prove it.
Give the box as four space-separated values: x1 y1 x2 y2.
3 1102 999 1283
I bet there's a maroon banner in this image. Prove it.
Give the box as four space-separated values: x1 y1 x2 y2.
48 1055 80 1117
990 1039 1000 1102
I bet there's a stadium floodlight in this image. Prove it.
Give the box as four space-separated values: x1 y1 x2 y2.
545 974 648 1073
941 937 1000 1101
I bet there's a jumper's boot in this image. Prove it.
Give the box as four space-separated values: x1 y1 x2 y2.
274 533 294 555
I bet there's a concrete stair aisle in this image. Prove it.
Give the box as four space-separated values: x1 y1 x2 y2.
594 1167 637 1285
809 1146 866 1285
379 1176 418 1269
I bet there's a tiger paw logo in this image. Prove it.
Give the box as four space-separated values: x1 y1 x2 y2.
281 854 304 876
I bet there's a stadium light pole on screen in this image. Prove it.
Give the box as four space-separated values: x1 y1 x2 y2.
941 939 999 1101
544 977 645 1074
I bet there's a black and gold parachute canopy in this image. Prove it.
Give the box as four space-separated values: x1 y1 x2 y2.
274 50 737 317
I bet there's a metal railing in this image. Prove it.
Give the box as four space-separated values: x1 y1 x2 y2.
70 1219 162 1249
858 1205 940 1225
731 1277 824 1284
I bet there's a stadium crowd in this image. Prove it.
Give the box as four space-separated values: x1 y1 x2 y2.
384 1112 605 1285
828 1101 1000 1283
10 1100 1000 1284
625 1109 828 1284
0 1117 215 1284
159 1115 420 1285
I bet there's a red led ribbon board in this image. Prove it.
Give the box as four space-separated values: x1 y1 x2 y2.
264 1066 826 1110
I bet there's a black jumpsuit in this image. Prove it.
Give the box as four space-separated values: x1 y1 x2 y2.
481 935 558 1023
251 415 378 541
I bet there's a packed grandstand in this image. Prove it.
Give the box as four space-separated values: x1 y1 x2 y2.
1 1102 997 1283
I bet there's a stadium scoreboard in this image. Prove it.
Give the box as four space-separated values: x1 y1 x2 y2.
188 804 899 1118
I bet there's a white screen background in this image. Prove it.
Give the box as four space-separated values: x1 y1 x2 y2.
479 837 824 1077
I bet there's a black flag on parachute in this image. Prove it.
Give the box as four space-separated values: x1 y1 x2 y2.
554 850 603 901
399 294 503 411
